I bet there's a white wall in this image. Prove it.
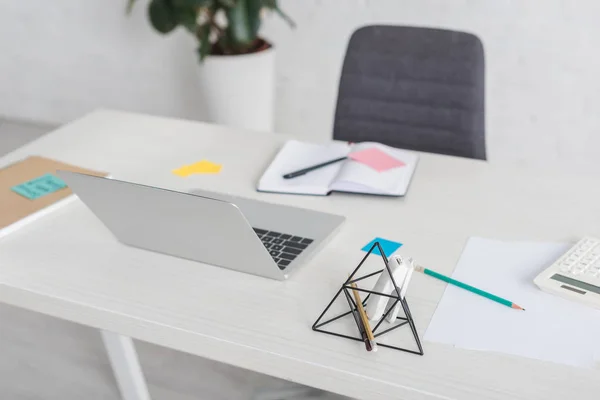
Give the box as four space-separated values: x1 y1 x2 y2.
1 0 600 174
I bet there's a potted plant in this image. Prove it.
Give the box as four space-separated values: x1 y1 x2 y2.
127 0 294 131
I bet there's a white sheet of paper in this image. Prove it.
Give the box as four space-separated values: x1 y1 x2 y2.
424 237 600 368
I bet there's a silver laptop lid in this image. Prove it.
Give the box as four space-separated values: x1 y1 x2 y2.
189 188 347 277
57 171 285 280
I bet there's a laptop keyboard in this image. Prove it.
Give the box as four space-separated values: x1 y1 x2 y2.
253 228 314 270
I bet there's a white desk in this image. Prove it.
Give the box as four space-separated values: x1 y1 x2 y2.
1 110 599 400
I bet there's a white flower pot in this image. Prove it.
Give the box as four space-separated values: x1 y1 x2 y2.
196 47 275 132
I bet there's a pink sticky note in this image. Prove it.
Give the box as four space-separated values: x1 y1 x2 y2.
348 148 406 172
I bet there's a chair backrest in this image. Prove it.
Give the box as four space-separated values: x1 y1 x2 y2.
333 25 486 160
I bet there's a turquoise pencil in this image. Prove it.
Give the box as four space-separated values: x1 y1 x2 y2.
415 265 525 310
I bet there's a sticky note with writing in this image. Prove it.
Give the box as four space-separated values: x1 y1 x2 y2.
11 173 67 200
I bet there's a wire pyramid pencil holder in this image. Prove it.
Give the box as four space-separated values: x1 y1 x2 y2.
312 241 424 355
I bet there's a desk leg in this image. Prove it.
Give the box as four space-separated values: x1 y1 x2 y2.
101 330 151 400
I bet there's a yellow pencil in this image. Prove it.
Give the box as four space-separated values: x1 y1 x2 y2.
350 281 378 352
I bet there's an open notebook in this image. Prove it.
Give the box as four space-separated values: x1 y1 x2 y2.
258 140 419 196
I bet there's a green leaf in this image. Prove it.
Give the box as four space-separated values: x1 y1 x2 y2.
224 0 260 50
175 6 198 33
262 0 295 27
148 0 178 34
197 24 212 61
217 0 235 7
172 0 212 7
126 0 137 14
246 0 262 37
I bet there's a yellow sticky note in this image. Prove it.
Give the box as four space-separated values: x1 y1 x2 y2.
172 160 222 177
172 165 192 177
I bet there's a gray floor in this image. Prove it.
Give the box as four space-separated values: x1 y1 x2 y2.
0 118 348 400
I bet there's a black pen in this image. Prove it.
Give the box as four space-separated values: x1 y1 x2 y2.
282 156 347 179
352 308 372 351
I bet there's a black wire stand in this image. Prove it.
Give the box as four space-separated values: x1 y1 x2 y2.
312 241 424 355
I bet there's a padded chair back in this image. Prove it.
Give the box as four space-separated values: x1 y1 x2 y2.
333 25 486 160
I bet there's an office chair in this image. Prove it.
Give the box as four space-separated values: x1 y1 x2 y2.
333 25 486 160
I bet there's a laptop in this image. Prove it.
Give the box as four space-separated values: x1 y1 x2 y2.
57 171 345 280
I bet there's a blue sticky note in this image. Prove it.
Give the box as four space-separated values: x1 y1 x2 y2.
361 237 403 257
11 173 67 200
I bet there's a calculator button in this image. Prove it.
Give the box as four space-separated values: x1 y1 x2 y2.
559 264 571 272
572 268 584 276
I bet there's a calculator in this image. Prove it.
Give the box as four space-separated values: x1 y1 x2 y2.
534 237 600 309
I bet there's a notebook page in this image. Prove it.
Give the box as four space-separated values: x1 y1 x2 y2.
257 140 351 195
330 142 418 195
